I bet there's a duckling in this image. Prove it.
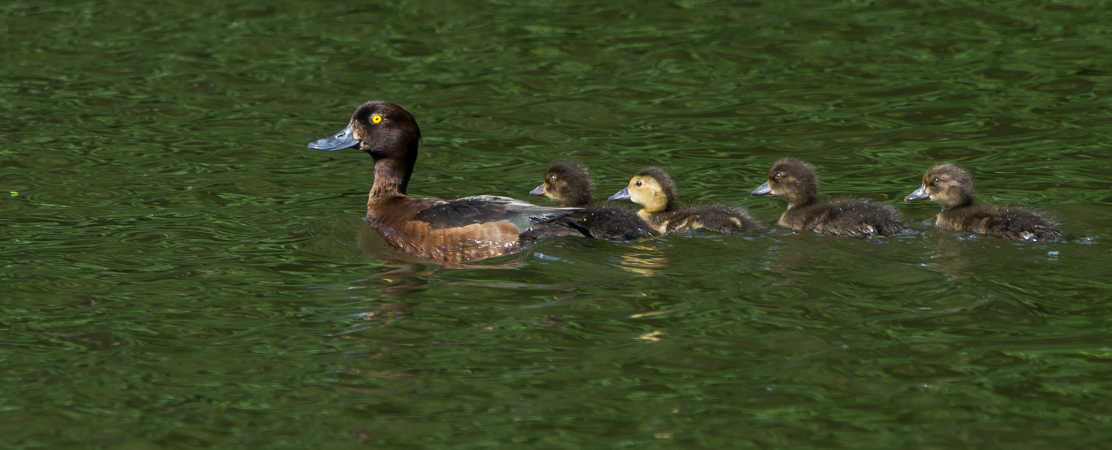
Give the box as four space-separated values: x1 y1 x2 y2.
905 163 1060 241
307 100 588 264
750 158 904 237
608 167 762 234
528 162 655 241
530 162 595 207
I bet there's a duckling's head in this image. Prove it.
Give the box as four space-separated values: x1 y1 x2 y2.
308 101 421 162
529 162 593 207
905 163 974 208
751 158 818 207
608 167 677 213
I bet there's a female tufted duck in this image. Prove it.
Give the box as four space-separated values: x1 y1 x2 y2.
308 101 586 263
905 163 1060 241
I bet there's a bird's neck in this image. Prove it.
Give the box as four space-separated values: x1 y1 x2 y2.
368 157 413 204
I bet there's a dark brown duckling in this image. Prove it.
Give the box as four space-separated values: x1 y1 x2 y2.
529 162 655 241
904 163 1060 241
530 161 595 207
751 158 904 237
608 167 762 234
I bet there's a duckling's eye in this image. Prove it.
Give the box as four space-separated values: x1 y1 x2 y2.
774 171 784 180
370 113 383 125
635 180 643 187
932 177 942 185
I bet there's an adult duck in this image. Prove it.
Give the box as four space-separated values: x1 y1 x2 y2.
308 101 586 263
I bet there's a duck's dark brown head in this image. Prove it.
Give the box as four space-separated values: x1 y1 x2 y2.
309 101 421 158
905 163 974 209
530 162 593 207
751 158 818 207
608 167 677 213
309 101 422 194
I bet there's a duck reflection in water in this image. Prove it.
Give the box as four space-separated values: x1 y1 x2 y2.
615 241 670 277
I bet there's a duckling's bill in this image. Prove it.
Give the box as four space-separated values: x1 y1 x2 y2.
750 181 771 196
308 123 358 151
529 184 547 197
905 185 929 202
608 187 631 201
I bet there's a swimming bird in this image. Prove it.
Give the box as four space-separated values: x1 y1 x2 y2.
308 101 587 264
609 167 762 234
905 163 1060 241
751 158 904 237
529 162 655 241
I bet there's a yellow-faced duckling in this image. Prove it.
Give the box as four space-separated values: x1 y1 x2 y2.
751 158 904 237
529 162 654 241
608 167 762 234
905 163 1060 241
308 101 587 264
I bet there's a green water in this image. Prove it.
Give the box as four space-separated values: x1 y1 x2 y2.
4 1 1111 447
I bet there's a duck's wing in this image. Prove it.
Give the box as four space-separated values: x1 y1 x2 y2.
413 195 582 230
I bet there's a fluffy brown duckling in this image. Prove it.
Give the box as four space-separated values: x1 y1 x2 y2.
751 158 904 237
608 167 762 234
530 162 596 207
905 163 1060 241
529 162 654 241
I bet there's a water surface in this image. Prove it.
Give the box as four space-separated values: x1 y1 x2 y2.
3 1 1111 448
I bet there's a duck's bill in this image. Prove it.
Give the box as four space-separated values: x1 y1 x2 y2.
904 185 929 202
307 124 358 151
750 181 772 196
608 187 631 201
529 184 547 197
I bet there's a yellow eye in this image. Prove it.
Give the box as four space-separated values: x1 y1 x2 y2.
371 113 383 124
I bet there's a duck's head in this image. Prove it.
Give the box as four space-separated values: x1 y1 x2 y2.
751 158 818 206
530 162 593 207
308 101 421 161
608 167 677 213
905 163 974 208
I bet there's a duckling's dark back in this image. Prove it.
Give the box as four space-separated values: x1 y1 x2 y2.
939 204 1060 241
668 205 763 234
809 199 904 237
563 207 655 241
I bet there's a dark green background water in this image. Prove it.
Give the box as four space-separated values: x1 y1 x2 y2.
4 1 1111 448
